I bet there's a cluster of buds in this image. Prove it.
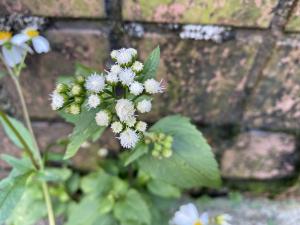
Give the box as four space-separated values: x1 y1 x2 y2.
0 15 50 68
145 132 173 159
51 48 165 149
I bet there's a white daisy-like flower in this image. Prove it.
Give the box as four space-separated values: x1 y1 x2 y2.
111 121 123 134
95 110 110 127
119 128 139 149
119 68 135 86
116 48 133 65
1 45 26 68
170 203 209 225
85 73 105 93
131 61 143 73
144 78 164 94
106 72 118 84
110 64 122 74
137 99 152 113
136 121 147 132
129 81 144 95
115 99 135 122
215 214 232 225
125 116 136 128
50 91 65 110
111 50 118 60
87 94 101 109
0 31 12 45
11 26 50 53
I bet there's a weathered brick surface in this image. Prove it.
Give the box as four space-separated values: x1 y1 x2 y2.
0 0 106 18
123 0 277 28
221 131 298 179
244 37 300 130
2 28 109 119
123 31 262 124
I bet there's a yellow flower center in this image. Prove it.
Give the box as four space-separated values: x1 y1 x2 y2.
194 220 203 225
25 29 39 38
0 31 12 41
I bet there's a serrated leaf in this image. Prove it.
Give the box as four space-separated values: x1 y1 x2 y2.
142 46 160 81
113 189 151 225
139 115 221 189
124 144 149 166
63 108 105 159
0 172 30 222
147 180 181 198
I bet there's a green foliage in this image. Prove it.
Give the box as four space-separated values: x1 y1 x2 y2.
124 143 149 166
142 46 160 81
139 115 221 189
147 180 181 198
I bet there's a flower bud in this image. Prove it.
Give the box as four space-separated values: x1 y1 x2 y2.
74 96 84 104
69 103 81 115
55 83 69 93
162 148 172 158
71 84 83 96
75 75 85 84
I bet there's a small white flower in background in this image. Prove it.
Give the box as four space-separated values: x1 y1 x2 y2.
11 26 50 54
119 128 139 149
50 91 65 110
85 73 105 93
132 61 143 73
106 72 118 84
125 116 136 128
115 99 135 122
111 121 123 134
137 99 152 113
110 64 122 74
95 110 110 127
119 68 135 86
87 94 101 109
129 81 144 95
1 45 26 68
136 121 147 132
170 203 209 225
116 48 133 65
98 148 108 158
215 214 232 225
144 78 164 94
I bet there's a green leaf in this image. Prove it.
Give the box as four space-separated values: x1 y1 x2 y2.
0 115 37 155
0 172 30 222
113 189 151 225
124 144 149 166
63 108 105 159
139 115 221 189
1 155 35 173
142 46 160 81
147 180 181 198
37 167 72 182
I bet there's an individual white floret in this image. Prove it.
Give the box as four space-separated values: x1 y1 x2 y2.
50 91 65 110
137 99 152 113
125 116 136 128
111 50 118 60
110 64 122 74
131 61 143 73
115 99 136 122
119 68 135 86
85 73 105 93
95 110 110 127
136 121 147 132
87 94 101 109
119 128 139 149
116 48 133 65
144 78 164 94
111 121 123 134
106 72 118 84
127 48 137 58
129 81 144 95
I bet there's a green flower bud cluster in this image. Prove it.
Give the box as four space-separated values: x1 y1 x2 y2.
145 132 173 159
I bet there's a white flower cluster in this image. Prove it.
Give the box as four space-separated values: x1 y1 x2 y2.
0 25 50 68
170 203 232 225
51 47 164 149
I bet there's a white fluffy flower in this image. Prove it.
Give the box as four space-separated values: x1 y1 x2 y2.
170 203 209 225
115 99 135 122
215 214 232 225
129 81 144 95
111 121 123 134
119 128 139 149
144 79 164 94
111 50 118 60
12 26 50 53
50 91 65 110
119 68 135 86
85 73 105 93
95 111 110 127
110 64 122 74
137 99 152 113
136 121 147 132
116 48 133 65
127 48 137 57
106 72 118 83
125 116 136 127
132 61 143 73
87 94 101 109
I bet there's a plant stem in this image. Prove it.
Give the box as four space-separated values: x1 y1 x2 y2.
42 181 56 225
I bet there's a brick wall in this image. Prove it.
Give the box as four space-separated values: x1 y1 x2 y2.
1 0 300 190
